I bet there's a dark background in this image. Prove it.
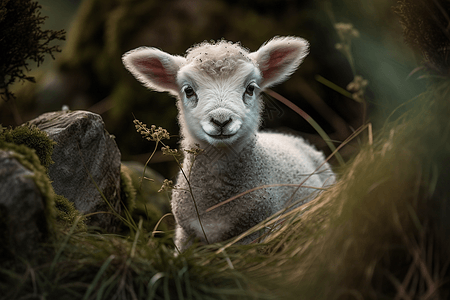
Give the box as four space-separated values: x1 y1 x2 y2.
0 0 426 178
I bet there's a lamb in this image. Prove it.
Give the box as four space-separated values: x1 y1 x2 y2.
122 36 335 251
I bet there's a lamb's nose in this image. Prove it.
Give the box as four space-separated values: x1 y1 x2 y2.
211 117 232 129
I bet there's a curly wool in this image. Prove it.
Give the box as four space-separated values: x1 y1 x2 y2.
172 132 335 249
185 40 256 76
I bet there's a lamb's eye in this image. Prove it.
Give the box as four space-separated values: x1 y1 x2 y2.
184 86 196 98
245 84 255 96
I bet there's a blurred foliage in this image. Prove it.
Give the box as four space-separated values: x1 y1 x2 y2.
0 0 65 100
396 0 450 76
53 0 334 156
1 0 428 176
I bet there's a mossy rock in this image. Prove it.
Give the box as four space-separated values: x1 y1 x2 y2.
0 124 56 170
0 125 86 259
0 143 56 260
0 140 56 223
28 110 123 231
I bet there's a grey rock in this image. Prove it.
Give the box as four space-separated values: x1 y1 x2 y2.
0 150 48 257
29 110 122 230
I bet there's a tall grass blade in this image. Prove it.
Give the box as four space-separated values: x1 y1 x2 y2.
82 255 115 300
148 273 164 300
315 74 354 99
50 216 81 273
264 89 346 166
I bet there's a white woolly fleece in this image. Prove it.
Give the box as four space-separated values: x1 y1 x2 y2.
122 36 335 251
173 132 335 249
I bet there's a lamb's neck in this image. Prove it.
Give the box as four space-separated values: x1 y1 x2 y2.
181 135 257 174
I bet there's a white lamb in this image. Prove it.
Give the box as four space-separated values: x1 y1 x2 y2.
123 36 335 251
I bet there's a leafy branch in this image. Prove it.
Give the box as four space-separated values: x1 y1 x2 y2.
0 0 65 101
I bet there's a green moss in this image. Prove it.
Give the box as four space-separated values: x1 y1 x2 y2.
120 163 136 214
0 124 55 169
54 194 87 232
121 162 172 233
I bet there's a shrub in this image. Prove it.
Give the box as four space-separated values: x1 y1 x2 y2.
0 0 65 100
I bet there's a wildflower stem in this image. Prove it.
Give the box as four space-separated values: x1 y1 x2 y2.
169 149 209 244
346 47 357 76
178 159 209 244
140 141 159 189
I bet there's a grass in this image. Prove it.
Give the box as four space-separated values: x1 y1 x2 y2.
1 228 264 299
3 78 450 299
264 89 346 167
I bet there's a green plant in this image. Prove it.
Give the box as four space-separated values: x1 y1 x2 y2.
133 118 210 247
0 0 65 101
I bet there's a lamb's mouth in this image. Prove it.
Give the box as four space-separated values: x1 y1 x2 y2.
208 133 236 140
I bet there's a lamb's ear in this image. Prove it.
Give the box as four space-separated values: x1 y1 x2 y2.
249 36 309 89
122 47 185 96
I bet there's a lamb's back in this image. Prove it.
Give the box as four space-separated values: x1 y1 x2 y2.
255 132 334 187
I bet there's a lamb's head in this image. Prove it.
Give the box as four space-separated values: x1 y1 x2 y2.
123 37 309 149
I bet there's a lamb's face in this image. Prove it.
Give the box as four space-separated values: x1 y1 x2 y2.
176 60 262 147
122 36 309 149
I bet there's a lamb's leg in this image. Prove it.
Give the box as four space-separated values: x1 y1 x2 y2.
174 225 192 252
